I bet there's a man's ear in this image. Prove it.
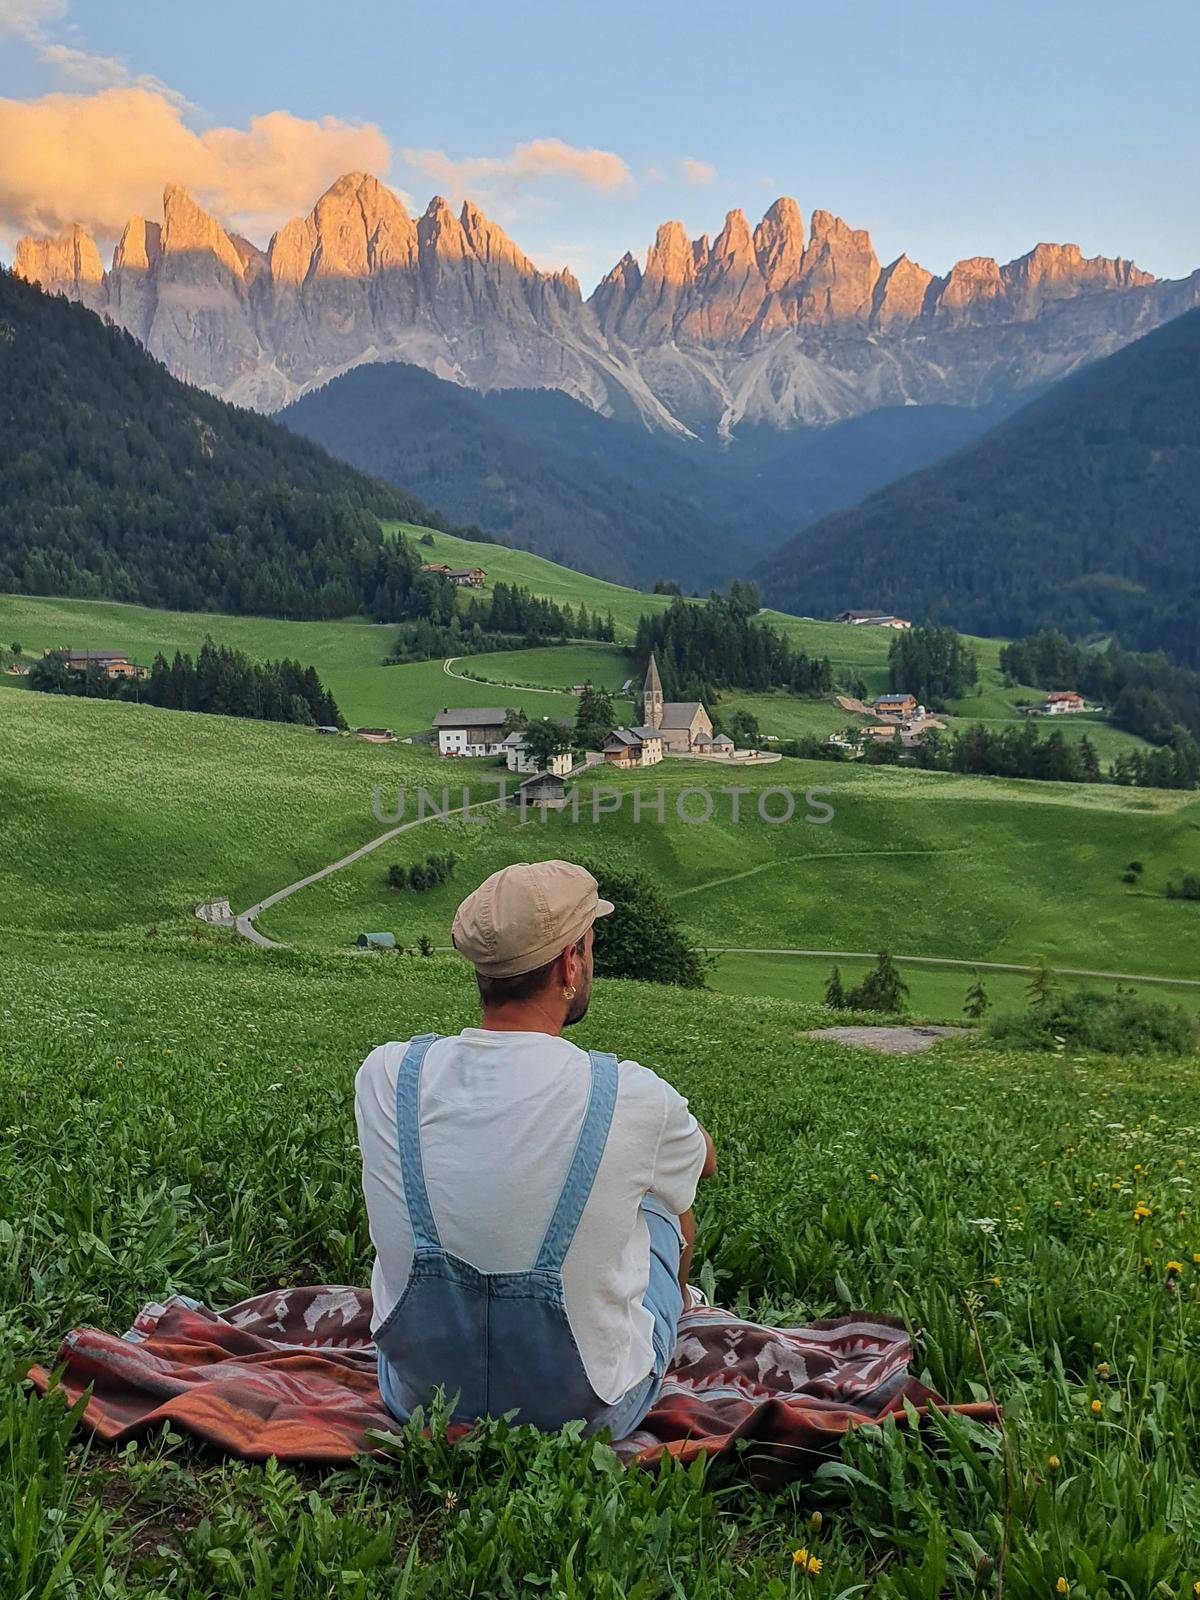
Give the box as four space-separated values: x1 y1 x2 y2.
560 941 582 990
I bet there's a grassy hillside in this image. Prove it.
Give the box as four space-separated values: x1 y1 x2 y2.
266 758 1199 983
8 694 1193 998
3 930 1198 1594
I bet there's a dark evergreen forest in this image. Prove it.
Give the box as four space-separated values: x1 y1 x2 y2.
0 269 454 620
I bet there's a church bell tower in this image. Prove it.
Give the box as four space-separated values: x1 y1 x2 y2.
643 653 663 730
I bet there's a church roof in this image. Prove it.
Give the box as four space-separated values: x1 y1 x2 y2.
644 653 662 694
659 701 704 727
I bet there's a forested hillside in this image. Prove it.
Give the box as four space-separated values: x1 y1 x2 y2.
279 362 749 589
760 308 1200 665
0 270 445 619
281 362 1009 589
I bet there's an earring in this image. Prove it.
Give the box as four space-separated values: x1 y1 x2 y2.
562 985 576 1000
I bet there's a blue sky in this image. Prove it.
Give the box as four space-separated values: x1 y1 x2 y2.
2 0 1197 290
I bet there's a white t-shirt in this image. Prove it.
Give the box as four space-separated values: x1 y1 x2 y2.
355 1028 707 1404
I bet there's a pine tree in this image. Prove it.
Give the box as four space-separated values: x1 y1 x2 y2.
963 971 990 1019
1026 957 1061 1010
824 967 847 1010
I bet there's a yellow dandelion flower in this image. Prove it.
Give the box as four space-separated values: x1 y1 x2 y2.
1090 1399 1102 1414
1056 1579 1070 1596
868 1172 880 1182
1192 1582 1200 1600
1133 1204 1152 1221
1193 1253 1200 1264
1047 1454 1061 1471
792 1547 823 1573
1166 1260 1184 1275
1095 1362 1110 1377
990 1277 1002 1287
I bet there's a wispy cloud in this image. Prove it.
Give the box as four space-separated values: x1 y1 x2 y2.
0 86 392 244
0 0 66 38
679 157 717 187
402 137 633 203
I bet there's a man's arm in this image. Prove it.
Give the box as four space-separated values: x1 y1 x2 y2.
676 1124 716 1296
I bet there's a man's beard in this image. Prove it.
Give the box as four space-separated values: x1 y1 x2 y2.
564 985 591 1026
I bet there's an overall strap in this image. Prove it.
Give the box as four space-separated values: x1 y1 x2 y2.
535 1050 619 1273
394 1034 442 1251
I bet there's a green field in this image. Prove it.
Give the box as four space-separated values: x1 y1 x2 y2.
8 693 1195 1000
709 951 1200 1019
3 928 1198 1595
446 642 634 695
264 758 1200 986
395 525 677 640
4 665 1200 1596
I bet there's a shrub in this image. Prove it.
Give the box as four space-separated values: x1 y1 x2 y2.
387 853 457 894
846 950 910 1014
577 861 707 989
987 987 1198 1057
1121 871 1138 884
1165 873 1200 901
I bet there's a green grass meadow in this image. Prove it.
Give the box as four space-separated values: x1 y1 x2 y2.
2 931 1198 1596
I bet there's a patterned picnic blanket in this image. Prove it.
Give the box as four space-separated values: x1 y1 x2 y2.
28 1288 998 1487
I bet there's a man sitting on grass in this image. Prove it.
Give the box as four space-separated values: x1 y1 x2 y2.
356 859 716 1438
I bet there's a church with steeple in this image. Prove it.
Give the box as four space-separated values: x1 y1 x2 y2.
640 653 725 755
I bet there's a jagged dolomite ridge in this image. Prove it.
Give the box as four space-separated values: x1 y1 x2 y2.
14 175 1198 433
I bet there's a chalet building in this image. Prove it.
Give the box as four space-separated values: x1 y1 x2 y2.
1042 691 1086 714
873 693 920 719
602 726 664 768
434 707 509 756
834 610 912 629
50 648 146 682
640 654 715 754
502 725 574 777
419 563 487 588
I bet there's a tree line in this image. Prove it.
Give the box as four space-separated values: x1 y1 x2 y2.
888 626 978 707
914 719 1199 790
388 583 615 662
633 594 833 702
29 637 343 727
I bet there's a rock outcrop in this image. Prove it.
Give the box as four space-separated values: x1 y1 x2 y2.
14 176 1200 434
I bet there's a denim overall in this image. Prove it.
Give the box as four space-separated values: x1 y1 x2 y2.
375 1033 678 1437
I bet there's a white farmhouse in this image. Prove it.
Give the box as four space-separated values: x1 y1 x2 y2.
433 707 510 757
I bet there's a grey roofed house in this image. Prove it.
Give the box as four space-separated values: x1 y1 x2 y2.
631 725 661 741
657 701 704 728
433 707 511 728
604 727 640 748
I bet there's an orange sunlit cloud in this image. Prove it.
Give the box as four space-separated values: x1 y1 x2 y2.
0 86 394 243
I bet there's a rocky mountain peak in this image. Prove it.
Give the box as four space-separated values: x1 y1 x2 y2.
160 184 245 279
458 199 533 273
13 224 105 308
112 216 162 275
753 197 805 289
646 220 698 285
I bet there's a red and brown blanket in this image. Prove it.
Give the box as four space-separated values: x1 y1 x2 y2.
28 1288 997 1487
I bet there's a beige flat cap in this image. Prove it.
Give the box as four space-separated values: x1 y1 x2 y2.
451 860 614 978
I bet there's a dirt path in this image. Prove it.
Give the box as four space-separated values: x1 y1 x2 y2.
443 657 569 696
702 948 1200 990
804 1025 968 1055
